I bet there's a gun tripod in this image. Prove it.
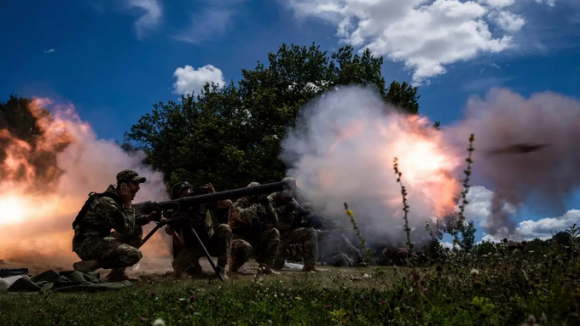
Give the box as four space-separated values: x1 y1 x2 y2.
140 216 225 282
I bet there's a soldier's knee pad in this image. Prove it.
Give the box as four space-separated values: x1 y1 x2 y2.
266 228 280 240
127 249 143 265
216 224 232 235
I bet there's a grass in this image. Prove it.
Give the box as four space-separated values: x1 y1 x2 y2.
1 242 579 326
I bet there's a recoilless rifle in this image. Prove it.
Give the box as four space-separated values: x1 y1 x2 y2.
133 179 295 281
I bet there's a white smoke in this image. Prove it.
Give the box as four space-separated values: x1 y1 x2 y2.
280 86 463 249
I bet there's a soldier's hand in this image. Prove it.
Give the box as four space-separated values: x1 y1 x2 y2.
204 183 216 193
118 183 132 205
145 211 157 223
165 225 175 236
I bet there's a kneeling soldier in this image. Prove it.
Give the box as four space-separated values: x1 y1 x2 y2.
229 182 280 275
71 169 157 282
165 181 231 280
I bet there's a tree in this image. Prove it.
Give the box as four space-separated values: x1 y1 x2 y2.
126 43 422 190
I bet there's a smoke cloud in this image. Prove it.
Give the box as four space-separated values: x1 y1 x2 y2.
281 86 464 249
442 88 580 237
0 98 172 273
282 85 580 246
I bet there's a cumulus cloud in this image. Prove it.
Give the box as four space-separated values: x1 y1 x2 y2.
491 11 525 32
126 0 163 39
481 209 579 242
284 0 554 84
172 65 226 96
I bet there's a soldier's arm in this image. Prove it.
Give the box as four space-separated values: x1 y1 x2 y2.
262 202 279 225
135 214 151 226
95 197 136 235
232 200 258 224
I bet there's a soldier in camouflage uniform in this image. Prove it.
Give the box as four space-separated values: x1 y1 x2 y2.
71 169 157 282
164 181 232 280
229 182 280 275
267 182 321 272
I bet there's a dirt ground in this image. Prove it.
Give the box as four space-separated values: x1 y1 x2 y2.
1 255 312 280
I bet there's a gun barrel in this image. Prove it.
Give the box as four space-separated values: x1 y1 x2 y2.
177 180 290 205
134 180 293 212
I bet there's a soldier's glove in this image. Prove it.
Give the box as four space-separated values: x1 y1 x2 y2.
260 196 270 206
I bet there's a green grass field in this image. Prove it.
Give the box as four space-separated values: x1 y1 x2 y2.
1 241 579 326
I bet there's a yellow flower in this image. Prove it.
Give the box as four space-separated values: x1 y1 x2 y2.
346 209 354 217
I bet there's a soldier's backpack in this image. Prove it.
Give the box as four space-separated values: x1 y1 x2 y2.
72 191 122 235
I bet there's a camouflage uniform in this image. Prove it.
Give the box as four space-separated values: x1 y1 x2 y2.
229 182 280 272
171 209 232 278
72 170 148 274
268 191 319 271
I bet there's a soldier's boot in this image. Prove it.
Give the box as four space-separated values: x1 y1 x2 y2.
272 257 286 270
303 264 325 273
216 267 229 281
188 263 203 277
72 260 103 272
259 263 280 275
228 257 255 276
106 268 140 282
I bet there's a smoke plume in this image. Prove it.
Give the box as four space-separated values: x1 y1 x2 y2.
442 88 580 237
0 98 172 273
281 86 464 249
282 85 580 245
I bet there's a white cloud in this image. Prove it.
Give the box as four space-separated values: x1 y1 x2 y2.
491 10 525 32
516 210 580 240
462 186 516 227
126 0 162 39
441 241 455 249
481 209 580 242
172 65 225 96
174 0 249 44
284 0 555 84
174 8 234 44
478 0 515 8
43 49 55 54
535 0 556 6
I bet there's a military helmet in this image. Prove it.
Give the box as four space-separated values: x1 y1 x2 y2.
171 181 192 199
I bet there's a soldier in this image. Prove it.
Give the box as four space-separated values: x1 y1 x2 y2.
229 182 280 275
268 178 321 272
164 181 231 280
71 169 158 282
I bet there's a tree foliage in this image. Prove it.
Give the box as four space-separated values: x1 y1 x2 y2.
126 43 421 190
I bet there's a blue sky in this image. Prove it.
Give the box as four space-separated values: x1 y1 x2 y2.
1 0 580 242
